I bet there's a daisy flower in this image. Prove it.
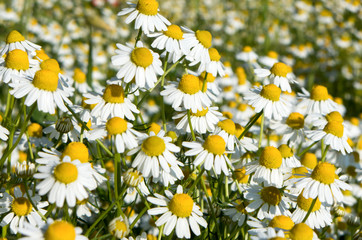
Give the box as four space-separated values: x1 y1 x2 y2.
182 27 213 64
109 215 130 239
18 219 88 240
278 144 301 168
236 46 259 65
230 167 250 192
0 187 47 234
289 223 318 240
244 84 291 120
247 215 295 237
111 42 163 90
223 202 247 226
9 69 72 114
34 155 99 207
294 162 352 205
84 84 140 120
128 130 182 180
298 85 338 115
235 67 251 94
214 119 238 151
252 227 286 240
254 62 298 93
196 47 225 77
18 122 53 149
183 134 233 175
0 124 9 141
0 30 41 56
89 117 143 153
147 185 207 239
161 74 212 112
72 68 90 94
258 51 279 68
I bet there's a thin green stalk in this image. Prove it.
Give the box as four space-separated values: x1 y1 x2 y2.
302 197 317 223
129 206 147 230
187 110 196 141
202 72 208 92
258 112 264 148
321 145 329 162
158 225 164 240
297 141 317 157
187 168 205 194
238 111 263 140
160 52 169 131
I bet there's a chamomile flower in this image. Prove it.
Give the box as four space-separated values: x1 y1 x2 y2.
0 30 41 56
196 47 225 77
236 46 259 64
19 122 53 149
0 124 9 141
161 74 212 112
111 42 163 90
258 51 279 68
147 185 207 239
289 223 318 240
298 85 338 115
253 227 286 240
244 84 291 120
294 162 352 205
230 167 250 191
9 69 72 114
18 219 88 240
214 119 239 151
254 62 297 93
84 84 140 120
183 135 233 175
182 28 213 63
72 68 90 94
223 202 247 226
247 215 295 237
278 144 301 168
109 216 130 239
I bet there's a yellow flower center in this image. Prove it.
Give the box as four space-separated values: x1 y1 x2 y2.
105 160 115 173
269 237 287 240
323 121 344 137
325 111 343 123
44 221 76 240
310 85 329 101
147 234 157 240
62 142 89 163
11 197 32 216
106 117 128 135
73 68 86 83
291 167 308 178
260 84 281 101
19 151 27 162
278 144 294 158
32 70 59 92
311 162 336 184
141 136 165 156
286 112 304 129
270 62 291 77
237 104 248 112
136 0 159 15
350 117 359 126
35 49 50 61
163 25 183 40
217 119 235 135
203 135 226 155
259 146 282 169
301 153 317 169
260 186 282 206
5 49 29 70
269 215 294 230
235 124 245 138
297 193 321 212
27 123 43 138
191 107 209 117
195 30 212 49
289 223 314 240
222 111 233 119
131 47 153 68
209 48 221 61
148 122 161 134
103 85 125 103
267 51 278 59
40 59 60 75
6 30 25 43
199 71 216 82
54 162 78 184
243 46 252 52
168 193 194 218
233 167 249 184
178 74 200 94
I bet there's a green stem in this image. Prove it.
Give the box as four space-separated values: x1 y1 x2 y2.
134 29 142 46
302 197 317 223
129 206 147 230
187 110 196 141
160 53 169 132
258 113 264 148
321 145 329 162
158 225 164 240
238 111 263 140
202 72 208 92
187 168 205 194
297 141 317 157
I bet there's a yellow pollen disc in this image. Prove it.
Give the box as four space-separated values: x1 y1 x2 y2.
136 0 159 15
178 74 200 94
62 142 89 163
6 30 25 43
278 144 294 158
236 67 247 85
297 193 321 212
34 49 50 61
73 68 86 83
260 186 282 206
301 153 317 169
105 160 115 173
191 107 209 117
131 47 153 68
269 237 287 240
106 117 128 135
224 61 231 67
260 84 281 101
237 103 248 111
40 59 60 75
149 122 161 134
235 123 245 138
350 117 359 126
5 49 29 70
11 197 32 216
163 24 183 40
323 121 344 137
195 30 212 49
325 111 343 123
259 146 282 169
311 162 336 184
217 119 235 135
233 167 249 184
53 162 78 184
286 112 304 129
147 234 157 240
267 51 278 59
199 71 216 83
310 85 329 101
19 151 27 162
209 48 221 61
32 70 59 92
222 111 233 119
103 85 125 103
342 190 352 196
292 167 308 178
289 223 314 240
27 123 43 138
141 136 165 156
243 46 252 52
44 221 76 240
270 62 291 77
203 135 226 155
81 97 97 110
168 193 194 218
269 215 294 230
334 97 343 105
